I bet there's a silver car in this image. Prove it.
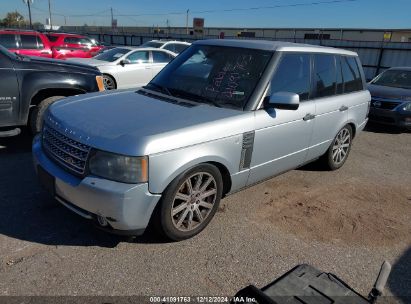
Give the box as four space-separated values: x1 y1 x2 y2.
33 40 370 241
69 47 176 90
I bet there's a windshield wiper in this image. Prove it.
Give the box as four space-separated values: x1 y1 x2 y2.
167 88 221 108
144 83 173 97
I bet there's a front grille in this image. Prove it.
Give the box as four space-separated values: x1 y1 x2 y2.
368 114 396 124
371 99 401 110
42 124 91 176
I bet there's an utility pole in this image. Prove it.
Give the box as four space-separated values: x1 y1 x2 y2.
23 0 33 29
186 9 189 35
48 0 52 30
111 7 114 29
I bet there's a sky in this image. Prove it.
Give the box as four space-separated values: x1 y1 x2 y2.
1 0 410 29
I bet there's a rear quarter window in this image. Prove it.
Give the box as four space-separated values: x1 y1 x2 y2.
341 56 363 93
0 34 17 49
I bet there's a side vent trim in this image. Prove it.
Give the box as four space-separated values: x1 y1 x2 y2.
239 131 255 170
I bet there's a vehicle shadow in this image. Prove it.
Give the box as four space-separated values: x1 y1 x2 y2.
363 122 404 134
0 130 168 248
388 246 411 304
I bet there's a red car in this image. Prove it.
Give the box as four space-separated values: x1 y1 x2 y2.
45 33 103 59
0 29 53 58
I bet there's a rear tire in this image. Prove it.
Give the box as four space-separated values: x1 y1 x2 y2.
155 164 223 241
103 74 116 90
322 124 353 170
29 96 64 134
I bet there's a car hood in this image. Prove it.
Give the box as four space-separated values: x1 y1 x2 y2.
47 90 252 156
66 58 112 67
367 83 411 100
17 56 100 74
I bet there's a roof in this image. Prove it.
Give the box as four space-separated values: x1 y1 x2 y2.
194 39 357 56
149 40 191 44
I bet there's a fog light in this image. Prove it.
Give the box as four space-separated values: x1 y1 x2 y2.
97 215 108 227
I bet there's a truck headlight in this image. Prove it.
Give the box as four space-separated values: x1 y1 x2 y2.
403 102 411 112
89 151 148 184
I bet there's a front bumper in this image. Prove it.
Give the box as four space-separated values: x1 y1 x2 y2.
32 135 162 235
369 108 411 128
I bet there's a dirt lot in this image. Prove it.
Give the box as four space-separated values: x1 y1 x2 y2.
0 123 410 302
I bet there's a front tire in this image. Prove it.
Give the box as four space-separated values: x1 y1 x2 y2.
323 125 353 170
156 164 223 241
29 96 64 134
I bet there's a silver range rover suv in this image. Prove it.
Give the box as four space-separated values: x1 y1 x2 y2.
33 39 371 241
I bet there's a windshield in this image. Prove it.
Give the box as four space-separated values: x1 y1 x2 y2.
148 45 272 110
141 41 164 48
94 48 130 62
372 69 411 89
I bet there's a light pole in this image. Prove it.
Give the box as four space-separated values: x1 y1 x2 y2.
23 0 33 29
48 0 52 30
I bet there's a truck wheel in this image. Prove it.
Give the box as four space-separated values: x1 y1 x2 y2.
30 96 64 134
322 124 353 170
103 75 116 90
156 164 223 241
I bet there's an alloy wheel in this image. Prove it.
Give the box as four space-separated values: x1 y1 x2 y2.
332 127 351 165
171 172 217 232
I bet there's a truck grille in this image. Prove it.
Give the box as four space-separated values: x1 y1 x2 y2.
42 124 91 176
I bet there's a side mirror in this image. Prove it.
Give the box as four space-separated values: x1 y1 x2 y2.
265 92 300 110
119 59 131 66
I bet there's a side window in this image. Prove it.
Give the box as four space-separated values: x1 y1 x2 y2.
64 37 80 44
0 34 17 48
270 53 311 101
342 56 363 93
127 51 150 64
152 51 172 63
336 56 344 94
175 44 189 54
20 34 39 49
313 54 336 98
163 44 175 53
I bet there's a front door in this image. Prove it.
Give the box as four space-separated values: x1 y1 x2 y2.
247 53 315 185
0 53 19 127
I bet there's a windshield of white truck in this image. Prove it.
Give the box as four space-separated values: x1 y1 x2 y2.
148 44 272 110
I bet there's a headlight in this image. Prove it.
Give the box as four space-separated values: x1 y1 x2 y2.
89 150 148 184
403 102 411 111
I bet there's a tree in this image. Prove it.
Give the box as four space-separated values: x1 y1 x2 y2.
1 11 26 27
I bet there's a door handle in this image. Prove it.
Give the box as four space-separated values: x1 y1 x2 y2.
339 105 349 112
303 113 316 121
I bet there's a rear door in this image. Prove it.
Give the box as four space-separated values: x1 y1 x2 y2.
0 52 19 127
151 50 174 78
306 54 349 161
116 50 151 88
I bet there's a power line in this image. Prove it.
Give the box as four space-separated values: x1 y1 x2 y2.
29 0 359 18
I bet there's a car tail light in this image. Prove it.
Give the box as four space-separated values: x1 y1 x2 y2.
96 76 105 91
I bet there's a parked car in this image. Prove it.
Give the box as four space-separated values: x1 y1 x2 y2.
141 40 191 54
33 40 370 240
68 47 176 90
45 32 104 59
0 45 104 136
368 67 411 130
0 29 52 58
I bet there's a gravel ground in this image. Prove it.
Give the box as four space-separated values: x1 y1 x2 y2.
0 123 410 303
